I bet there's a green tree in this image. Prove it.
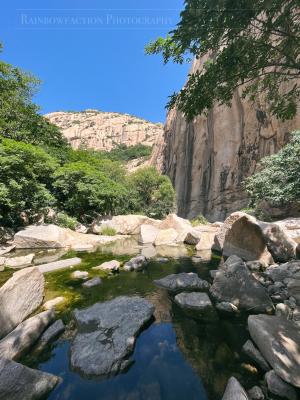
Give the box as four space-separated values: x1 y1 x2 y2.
128 167 175 218
0 138 58 227
53 162 129 220
146 1 300 121
245 131 300 208
0 43 68 148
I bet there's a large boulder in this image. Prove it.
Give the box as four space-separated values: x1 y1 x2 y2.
138 224 160 244
221 377 249 400
248 314 300 387
70 296 154 377
154 228 178 246
195 226 218 251
274 218 300 244
0 357 60 400
102 215 161 235
0 310 55 360
213 212 246 252
210 256 273 313
14 224 69 248
222 213 274 264
0 267 44 339
154 272 210 293
174 292 217 320
159 213 191 233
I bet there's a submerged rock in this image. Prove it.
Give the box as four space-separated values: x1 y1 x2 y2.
265 370 297 400
70 296 154 377
0 310 55 360
123 255 148 271
82 277 102 288
35 319 65 352
174 292 217 320
4 253 34 269
210 256 273 313
0 357 60 400
221 376 249 400
248 314 300 388
0 266 44 339
154 272 210 293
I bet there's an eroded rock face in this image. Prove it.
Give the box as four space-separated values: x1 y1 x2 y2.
163 58 300 221
0 267 45 339
248 314 300 388
70 296 154 377
0 357 60 400
210 256 273 313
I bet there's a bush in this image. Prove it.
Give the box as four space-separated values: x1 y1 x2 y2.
107 144 153 162
55 212 78 230
245 131 300 209
190 214 209 226
100 226 117 236
0 138 58 227
128 167 175 219
53 162 129 221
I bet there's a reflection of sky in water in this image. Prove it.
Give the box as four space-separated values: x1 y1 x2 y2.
41 322 207 400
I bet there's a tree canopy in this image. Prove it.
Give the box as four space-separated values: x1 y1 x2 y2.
146 0 300 121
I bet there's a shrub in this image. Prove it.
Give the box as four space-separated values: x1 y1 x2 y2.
100 226 117 236
245 131 300 209
128 167 175 219
55 212 78 230
53 162 129 221
190 214 209 226
0 138 58 227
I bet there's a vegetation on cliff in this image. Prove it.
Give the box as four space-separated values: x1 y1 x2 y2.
245 130 300 210
0 45 175 228
146 0 300 121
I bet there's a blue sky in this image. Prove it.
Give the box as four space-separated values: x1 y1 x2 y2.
1 0 190 123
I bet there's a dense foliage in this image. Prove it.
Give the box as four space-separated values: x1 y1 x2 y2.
146 0 300 121
106 144 153 162
129 167 175 219
245 131 300 208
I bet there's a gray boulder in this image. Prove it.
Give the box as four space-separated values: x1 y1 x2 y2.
70 296 154 377
154 272 210 293
82 277 102 288
124 255 148 271
247 386 264 400
210 256 273 313
248 314 300 387
174 292 217 320
0 267 44 339
222 376 249 400
0 357 60 400
0 310 55 360
242 340 270 371
216 301 239 315
35 319 65 352
265 370 297 400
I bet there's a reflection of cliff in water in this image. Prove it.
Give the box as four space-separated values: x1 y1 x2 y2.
172 307 260 399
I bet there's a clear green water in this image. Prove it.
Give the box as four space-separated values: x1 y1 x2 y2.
20 243 262 400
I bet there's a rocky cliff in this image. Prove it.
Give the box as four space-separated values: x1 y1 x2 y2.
163 59 300 221
46 110 163 152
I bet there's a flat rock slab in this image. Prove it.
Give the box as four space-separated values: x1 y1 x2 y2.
174 292 217 320
248 314 300 388
37 257 81 273
4 253 34 269
0 267 44 339
210 256 273 313
221 376 249 400
154 272 210 293
0 310 55 360
0 357 60 400
70 296 154 377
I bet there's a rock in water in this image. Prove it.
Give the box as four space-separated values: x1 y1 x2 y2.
242 340 270 372
0 267 44 339
0 310 55 360
70 296 154 377
4 253 34 269
138 224 160 244
154 272 210 293
123 255 148 271
210 256 273 313
265 370 297 400
35 319 65 352
222 376 249 399
0 357 60 400
82 277 102 288
248 314 300 388
174 292 217 320
92 259 120 272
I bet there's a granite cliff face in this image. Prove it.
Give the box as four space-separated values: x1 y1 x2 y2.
46 110 163 152
163 59 300 221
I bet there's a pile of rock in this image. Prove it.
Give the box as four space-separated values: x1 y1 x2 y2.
0 267 64 399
